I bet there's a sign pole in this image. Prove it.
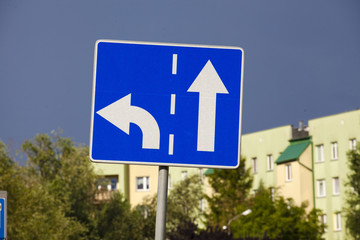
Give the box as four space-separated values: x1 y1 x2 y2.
154 166 169 240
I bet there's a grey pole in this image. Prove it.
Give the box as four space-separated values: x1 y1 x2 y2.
155 166 169 240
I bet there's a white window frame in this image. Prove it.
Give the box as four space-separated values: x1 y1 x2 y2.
181 171 188 180
285 164 292 182
331 142 338 160
267 154 274 171
168 174 172 189
333 177 340 195
270 187 275 201
319 214 327 232
316 144 324 162
334 212 342 231
349 139 357 150
136 176 150 191
317 179 326 197
252 158 258 174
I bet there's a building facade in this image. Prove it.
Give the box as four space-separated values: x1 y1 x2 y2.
93 109 360 240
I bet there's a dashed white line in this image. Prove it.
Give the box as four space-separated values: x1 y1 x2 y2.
169 134 174 155
170 94 176 115
172 54 178 75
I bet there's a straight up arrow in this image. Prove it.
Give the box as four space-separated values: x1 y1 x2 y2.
187 60 229 152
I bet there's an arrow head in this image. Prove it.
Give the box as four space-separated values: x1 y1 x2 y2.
96 94 132 134
187 60 229 94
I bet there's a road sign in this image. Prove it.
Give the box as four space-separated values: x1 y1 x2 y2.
0 191 6 239
90 40 244 168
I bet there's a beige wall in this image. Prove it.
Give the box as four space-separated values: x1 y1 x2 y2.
298 144 314 210
129 165 158 207
276 145 313 211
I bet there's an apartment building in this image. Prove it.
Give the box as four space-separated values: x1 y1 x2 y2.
93 109 360 240
309 110 360 240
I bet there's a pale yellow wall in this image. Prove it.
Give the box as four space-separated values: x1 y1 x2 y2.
276 161 301 204
298 145 314 210
92 162 129 198
241 125 292 191
129 165 158 207
276 145 313 211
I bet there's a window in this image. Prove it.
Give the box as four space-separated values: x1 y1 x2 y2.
168 175 172 189
252 158 258 174
181 171 188 180
267 154 274 171
200 198 205 213
319 214 327 232
334 212 342 231
270 187 275 201
285 164 292 182
316 145 324 162
331 142 338 160
317 179 326 197
333 177 340 195
349 139 357 150
136 176 150 191
107 178 117 191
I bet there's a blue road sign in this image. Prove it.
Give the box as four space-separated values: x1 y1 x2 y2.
90 40 244 168
0 198 5 239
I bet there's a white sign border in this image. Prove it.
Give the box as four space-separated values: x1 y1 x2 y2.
89 39 244 169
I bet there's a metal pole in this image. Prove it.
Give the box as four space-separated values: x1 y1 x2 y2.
155 166 169 240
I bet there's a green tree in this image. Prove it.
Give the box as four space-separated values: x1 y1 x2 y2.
97 192 143 240
345 143 360 239
166 174 204 236
22 133 99 239
0 141 86 240
231 184 325 240
136 174 204 239
206 156 253 227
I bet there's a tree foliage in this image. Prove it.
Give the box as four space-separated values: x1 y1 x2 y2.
0 139 87 240
22 133 98 238
345 143 360 240
231 184 325 240
206 156 253 227
96 192 144 240
0 134 330 239
167 174 204 233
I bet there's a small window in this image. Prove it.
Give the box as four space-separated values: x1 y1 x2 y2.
136 176 150 191
333 177 340 195
285 164 292 182
181 171 188 180
270 187 275 201
267 154 274 171
252 158 258 174
110 178 117 190
316 145 324 162
334 212 342 231
168 175 172 189
349 139 357 150
200 198 205 213
331 142 338 160
319 214 327 232
317 179 326 197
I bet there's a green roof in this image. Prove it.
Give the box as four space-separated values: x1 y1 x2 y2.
275 139 311 164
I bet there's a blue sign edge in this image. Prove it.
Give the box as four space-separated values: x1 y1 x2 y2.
0 191 6 239
89 39 244 169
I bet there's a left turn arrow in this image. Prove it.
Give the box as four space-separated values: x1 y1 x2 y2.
96 94 160 149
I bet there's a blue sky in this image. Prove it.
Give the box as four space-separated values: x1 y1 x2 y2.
1 0 360 156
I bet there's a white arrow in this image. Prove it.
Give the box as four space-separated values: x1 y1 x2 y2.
96 94 160 149
187 60 229 152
